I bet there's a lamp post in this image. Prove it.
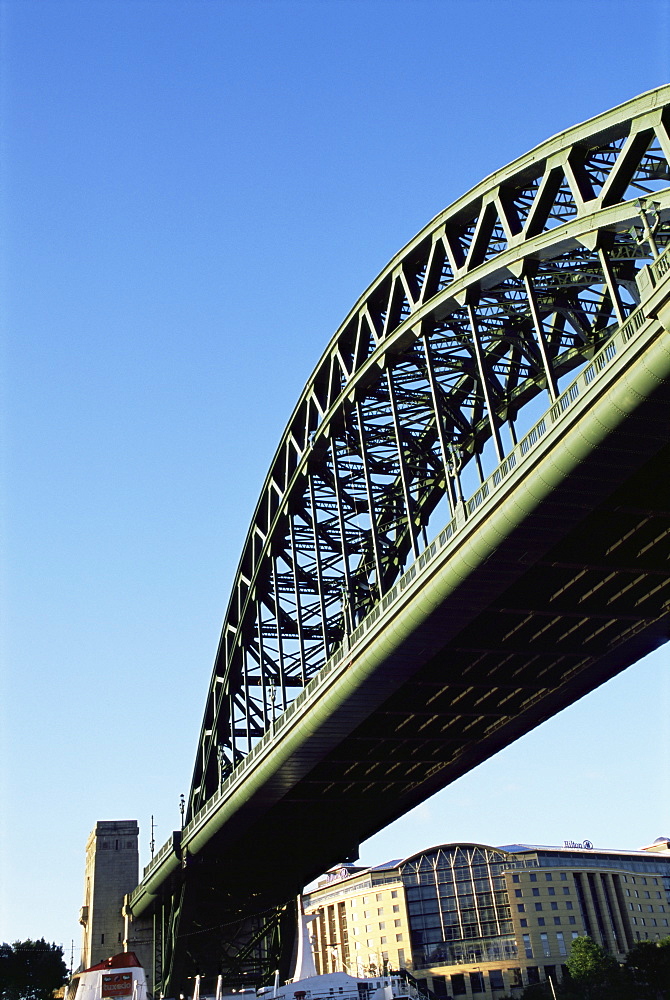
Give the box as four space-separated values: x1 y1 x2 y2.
179 794 185 830
630 198 662 258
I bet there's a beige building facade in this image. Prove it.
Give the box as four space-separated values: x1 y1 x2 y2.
302 840 670 1000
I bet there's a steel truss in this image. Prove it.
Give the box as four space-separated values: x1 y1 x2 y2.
189 86 670 819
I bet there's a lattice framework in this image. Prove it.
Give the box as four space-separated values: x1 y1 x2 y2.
189 86 670 819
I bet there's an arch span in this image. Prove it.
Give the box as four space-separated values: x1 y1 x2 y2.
189 85 670 819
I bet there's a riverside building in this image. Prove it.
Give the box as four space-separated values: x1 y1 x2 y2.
302 839 670 1000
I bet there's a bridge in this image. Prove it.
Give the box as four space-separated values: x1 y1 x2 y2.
125 86 670 995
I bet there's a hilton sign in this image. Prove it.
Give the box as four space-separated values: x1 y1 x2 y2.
563 840 593 849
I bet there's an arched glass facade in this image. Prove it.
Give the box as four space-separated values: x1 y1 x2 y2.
400 845 517 969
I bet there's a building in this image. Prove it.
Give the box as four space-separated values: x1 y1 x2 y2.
79 821 140 969
302 839 670 1000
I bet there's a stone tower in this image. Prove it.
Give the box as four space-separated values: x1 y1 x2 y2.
79 821 140 969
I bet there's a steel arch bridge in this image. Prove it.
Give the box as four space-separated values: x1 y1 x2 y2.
190 85 670 811
127 86 670 993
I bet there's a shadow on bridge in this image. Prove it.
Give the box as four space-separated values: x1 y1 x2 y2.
126 87 670 996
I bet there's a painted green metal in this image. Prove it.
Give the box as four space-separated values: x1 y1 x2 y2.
189 84 670 821
127 86 670 995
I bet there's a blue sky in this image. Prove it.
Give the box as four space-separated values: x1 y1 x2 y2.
1 0 669 962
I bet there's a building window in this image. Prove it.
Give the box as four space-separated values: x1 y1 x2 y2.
626 889 631 896
545 874 553 881
518 904 525 913
393 905 400 913
548 887 556 896
571 932 579 940
532 889 540 897
551 903 558 911
364 911 371 918
451 974 466 996
527 967 540 985
469 972 485 994
556 933 566 956
396 934 403 942
432 976 448 998
540 933 551 958
530 874 538 882
366 939 374 947
520 919 527 928
560 873 567 881
379 922 385 930
535 903 543 911
515 890 523 898
632 918 637 925
563 888 570 895
523 934 533 958
397 949 405 968
378 908 384 916
569 917 576 925
513 875 520 883
365 925 372 933
554 918 561 925
489 970 504 991
566 902 573 910
394 920 401 927
538 918 546 927
376 893 383 901
391 891 398 899
507 969 523 988
380 937 387 944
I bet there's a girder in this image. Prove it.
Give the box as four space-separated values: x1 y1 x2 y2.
126 87 670 997
188 84 670 818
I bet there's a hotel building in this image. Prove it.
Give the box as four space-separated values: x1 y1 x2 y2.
302 838 670 1000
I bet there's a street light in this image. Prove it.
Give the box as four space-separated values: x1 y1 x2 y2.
629 198 662 258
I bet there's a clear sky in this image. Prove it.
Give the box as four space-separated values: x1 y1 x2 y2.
1 0 669 965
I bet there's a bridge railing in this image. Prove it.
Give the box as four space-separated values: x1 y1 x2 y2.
140 248 668 885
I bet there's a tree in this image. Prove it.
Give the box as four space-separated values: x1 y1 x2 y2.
565 936 623 1000
624 936 670 999
0 939 68 1000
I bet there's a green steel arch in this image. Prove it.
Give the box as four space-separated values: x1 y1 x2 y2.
188 84 670 821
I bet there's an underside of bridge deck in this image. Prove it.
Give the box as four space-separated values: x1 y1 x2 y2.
133 87 670 995
163 377 669 993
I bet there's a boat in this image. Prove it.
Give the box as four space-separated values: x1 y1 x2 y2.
256 907 431 1000
64 952 149 1000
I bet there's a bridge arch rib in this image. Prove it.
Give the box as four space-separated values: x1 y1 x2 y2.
189 84 670 819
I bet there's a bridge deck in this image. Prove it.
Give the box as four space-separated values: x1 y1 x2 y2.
129 257 670 979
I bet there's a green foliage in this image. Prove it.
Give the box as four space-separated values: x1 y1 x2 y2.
625 936 670 998
511 934 670 1000
0 940 68 1000
567 935 618 981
